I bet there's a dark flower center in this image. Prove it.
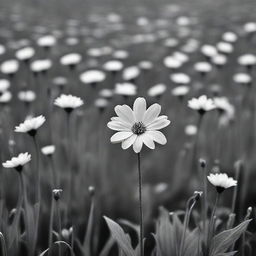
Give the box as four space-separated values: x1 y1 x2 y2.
132 122 146 135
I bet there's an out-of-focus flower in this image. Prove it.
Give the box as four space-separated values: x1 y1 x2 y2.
114 83 137 97
18 90 36 103
2 152 31 171
30 59 52 74
53 189 63 201
99 89 114 99
16 47 35 62
80 70 106 85
154 183 168 193
113 50 129 60
52 77 68 88
173 51 189 63
238 54 256 69
0 60 19 76
60 53 82 68
164 38 179 48
103 60 123 73
172 86 190 98
244 22 256 34
139 61 153 71
188 95 215 114
54 94 83 112
148 84 166 98
214 97 235 125
0 79 10 93
222 32 237 43
122 66 140 81
194 62 212 75
107 97 170 153
41 145 55 156
37 35 56 48
15 115 46 136
185 124 197 136
216 42 234 54
201 44 217 58
212 54 227 67
0 44 6 55
233 73 252 85
0 91 12 103
171 73 191 85
94 98 109 111
164 56 182 69
207 173 237 193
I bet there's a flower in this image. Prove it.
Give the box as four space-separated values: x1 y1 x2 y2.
2 152 31 172
41 145 55 156
103 60 123 73
53 189 63 201
194 62 212 74
222 32 237 43
80 70 106 85
30 59 52 74
0 79 10 93
0 60 19 75
60 53 82 67
233 73 252 85
238 54 256 68
138 61 153 70
37 35 56 48
107 97 170 153
15 115 46 136
211 54 227 67
172 86 190 98
207 173 237 193
18 90 36 102
113 50 129 59
201 44 217 58
0 91 12 103
15 47 35 61
185 125 197 136
188 95 215 114
244 22 256 34
99 89 114 99
94 98 109 111
147 84 166 98
54 94 84 112
163 56 182 69
114 83 137 97
170 73 191 85
122 66 140 81
216 42 234 54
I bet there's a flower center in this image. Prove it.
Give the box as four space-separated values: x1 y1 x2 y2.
132 122 146 135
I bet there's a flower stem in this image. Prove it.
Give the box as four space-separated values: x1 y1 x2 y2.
202 165 208 240
56 200 62 256
137 153 144 256
48 195 54 256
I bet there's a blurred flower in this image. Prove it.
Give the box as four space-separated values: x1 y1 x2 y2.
80 70 106 85
244 22 256 34
52 77 68 88
194 62 212 74
201 44 217 58
103 60 123 73
148 84 166 98
99 89 114 99
139 61 153 70
54 94 84 112
41 145 55 156
122 66 140 81
114 83 137 97
30 59 52 74
233 73 252 85
211 54 227 67
216 42 234 54
185 124 197 136
2 152 31 171
207 173 237 193
15 47 35 62
94 98 109 112
164 38 179 48
173 51 189 63
0 79 10 93
53 189 63 201
18 90 36 103
164 56 182 69
113 50 129 60
107 97 170 153
60 53 82 68
154 183 168 193
0 91 12 103
171 73 191 85
37 35 56 48
0 59 19 76
0 44 6 55
15 115 46 136
172 86 190 98
214 97 235 125
238 54 256 69
61 227 73 240
188 95 215 114
222 32 237 43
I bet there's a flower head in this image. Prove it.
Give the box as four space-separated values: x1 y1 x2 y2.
54 94 83 112
15 115 46 136
2 152 31 172
80 70 106 85
188 95 215 115
41 145 56 156
107 97 170 153
53 189 63 201
207 173 237 193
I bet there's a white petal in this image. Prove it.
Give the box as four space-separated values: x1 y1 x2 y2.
107 121 130 131
133 136 143 153
110 132 133 143
133 97 146 122
147 131 167 145
114 105 135 124
147 119 170 130
141 134 155 149
143 103 161 125
121 134 137 149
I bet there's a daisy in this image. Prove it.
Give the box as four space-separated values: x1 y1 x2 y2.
233 73 252 86
114 83 137 97
194 62 212 74
164 56 182 69
41 145 56 156
0 59 19 76
54 94 84 113
138 61 153 71
0 91 12 103
30 59 52 74
172 86 190 99
94 98 109 112
211 54 227 67
18 90 36 103
60 53 82 68
207 173 237 193
99 89 114 99
122 66 140 81
201 45 217 58
188 95 216 115
216 42 234 54
170 73 191 85
53 189 63 201
15 115 46 136
37 35 56 48
164 38 179 48
222 32 237 43
112 50 129 60
244 22 256 34
2 152 31 172
0 79 10 93
103 60 123 73
107 97 170 153
15 47 35 62
80 70 106 85
147 84 167 98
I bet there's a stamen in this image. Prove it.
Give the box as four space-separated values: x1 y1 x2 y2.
132 122 146 135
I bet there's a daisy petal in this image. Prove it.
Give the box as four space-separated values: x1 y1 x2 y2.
115 105 135 124
142 134 155 149
147 131 167 145
133 136 143 153
143 103 161 125
122 134 137 149
133 97 146 122
147 119 170 130
107 121 130 131
110 132 133 143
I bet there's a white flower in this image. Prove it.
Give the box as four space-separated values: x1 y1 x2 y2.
148 84 166 98
54 94 83 111
244 22 256 34
0 60 19 75
52 77 68 86
170 73 191 85
80 70 106 84
222 32 237 43
103 60 123 72
173 52 189 63
2 152 31 171
30 59 52 73
114 83 137 96
15 47 35 61
60 53 82 66
0 91 12 103
94 98 108 109
201 45 217 58
188 95 216 114
138 61 153 70
172 86 190 97
164 56 182 69
18 90 36 102
107 97 170 153
0 79 10 92
194 62 212 73
41 145 55 156
238 54 256 67
207 173 237 193
212 54 227 66
0 44 6 55
122 66 140 81
216 42 234 54
15 115 46 135
37 35 56 48
185 125 197 136
113 50 129 59
99 89 114 99
233 73 252 85
164 38 179 48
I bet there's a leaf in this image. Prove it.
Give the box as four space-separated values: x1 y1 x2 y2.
119 219 140 240
99 237 115 256
210 219 251 256
104 216 136 256
38 241 74 256
215 251 237 256
183 227 201 256
0 232 7 256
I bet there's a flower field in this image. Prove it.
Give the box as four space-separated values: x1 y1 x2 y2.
0 0 256 255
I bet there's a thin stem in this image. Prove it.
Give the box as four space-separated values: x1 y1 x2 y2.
48 195 55 256
137 153 144 256
231 162 241 214
202 165 208 240
32 136 40 203
56 200 62 256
